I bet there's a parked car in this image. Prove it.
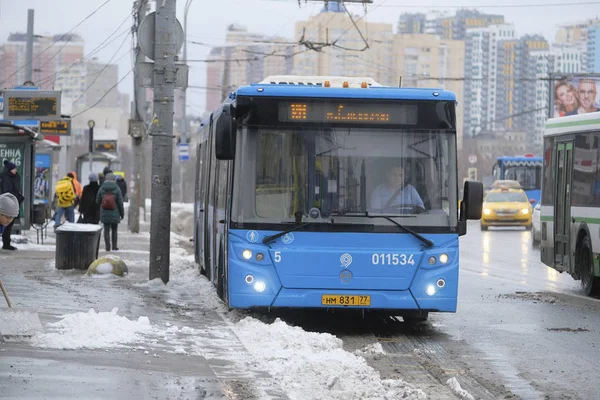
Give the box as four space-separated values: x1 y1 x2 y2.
532 201 541 246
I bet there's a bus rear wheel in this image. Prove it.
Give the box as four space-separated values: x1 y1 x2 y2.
579 236 600 297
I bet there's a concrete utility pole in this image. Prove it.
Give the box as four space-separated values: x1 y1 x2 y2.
149 0 177 283
129 0 148 235
25 9 34 82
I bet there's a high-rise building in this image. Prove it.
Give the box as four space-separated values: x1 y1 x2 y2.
465 28 549 153
447 9 504 41
81 58 120 108
463 24 515 136
586 22 600 72
0 32 84 90
397 13 427 34
392 34 465 149
293 2 394 85
398 9 504 40
205 24 294 112
552 43 586 74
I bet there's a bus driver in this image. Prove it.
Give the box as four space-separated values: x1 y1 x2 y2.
370 164 425 212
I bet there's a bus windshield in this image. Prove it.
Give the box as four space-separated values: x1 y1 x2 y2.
503 165 541 190
232 126 458 231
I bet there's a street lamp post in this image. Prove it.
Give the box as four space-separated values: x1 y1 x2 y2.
179 0 193 204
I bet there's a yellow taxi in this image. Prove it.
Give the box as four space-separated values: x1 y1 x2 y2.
480 180 532 231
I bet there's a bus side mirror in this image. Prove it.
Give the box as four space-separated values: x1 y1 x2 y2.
460 181 483 221
215 104 237 160
459 181 483 235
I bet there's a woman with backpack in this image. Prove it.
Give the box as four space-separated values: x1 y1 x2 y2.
96 173 124 251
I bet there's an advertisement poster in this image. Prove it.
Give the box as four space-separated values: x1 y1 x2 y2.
553 75 600 118
34 153 51 204
0 142 26 216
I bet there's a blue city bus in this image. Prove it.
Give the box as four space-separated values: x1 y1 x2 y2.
492 155 542 205
193 75 483 322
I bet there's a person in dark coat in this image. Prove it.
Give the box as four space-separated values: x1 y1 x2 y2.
0 160 24 250
116 175 128 202
96 173 124 251
99 166 111 186
79 172 101 224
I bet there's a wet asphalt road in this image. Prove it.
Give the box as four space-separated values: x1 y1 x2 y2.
262 221 600 399
437 221 600 399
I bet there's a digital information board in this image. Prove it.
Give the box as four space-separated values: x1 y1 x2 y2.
3 90 61 121
40 120 71 136
94 140 117 153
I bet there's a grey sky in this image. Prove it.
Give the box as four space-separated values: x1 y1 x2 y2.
1 0 598 115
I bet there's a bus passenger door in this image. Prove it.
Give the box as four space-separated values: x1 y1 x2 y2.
554 142 573 270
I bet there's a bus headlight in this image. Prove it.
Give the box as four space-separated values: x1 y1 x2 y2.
439 254 449 264
254 281 266 292
426 285 436 296
521 209 529 214
428 256 437 265
483 209 492 215
242 249 252 260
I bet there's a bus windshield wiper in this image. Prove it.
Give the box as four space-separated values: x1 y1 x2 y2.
262 222 317 245
329 211 434 248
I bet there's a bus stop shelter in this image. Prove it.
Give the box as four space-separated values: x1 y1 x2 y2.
76 152 120 186
0 123 42 230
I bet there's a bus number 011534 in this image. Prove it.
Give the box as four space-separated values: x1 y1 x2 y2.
371 253 415 266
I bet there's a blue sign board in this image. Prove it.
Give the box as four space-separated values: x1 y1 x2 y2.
178 143 190 161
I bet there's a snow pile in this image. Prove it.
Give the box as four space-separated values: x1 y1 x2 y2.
55 222 102 232
232 317 427 400
31 308 158 350
171 207 194 238
354 342 386 356
446 377 475 400
136 252 227 312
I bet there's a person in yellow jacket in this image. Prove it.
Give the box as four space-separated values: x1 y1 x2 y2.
54 173 77 227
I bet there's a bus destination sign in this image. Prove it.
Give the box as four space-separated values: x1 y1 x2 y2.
40 120 71 136
3 90 61 121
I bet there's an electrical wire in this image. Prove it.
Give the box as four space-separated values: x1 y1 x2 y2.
72 31 132 105
71 68 133 118
36 22 132 87
0 0 113 87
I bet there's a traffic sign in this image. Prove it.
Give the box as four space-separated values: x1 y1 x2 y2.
138 12 184 61
468 154 477 164
178 143 189 161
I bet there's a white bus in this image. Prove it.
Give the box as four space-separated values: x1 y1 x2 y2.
541 113 600 296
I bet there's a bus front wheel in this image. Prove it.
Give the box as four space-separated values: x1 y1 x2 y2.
579 236 600 297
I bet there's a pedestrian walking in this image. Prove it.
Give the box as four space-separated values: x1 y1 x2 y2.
79 172 101 224
96 173 124 251
1 160 25 250
0 193 20 248
54 173 77 227
116 175 128 202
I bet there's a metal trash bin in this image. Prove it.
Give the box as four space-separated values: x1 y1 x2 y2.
32 203 48 225
55 224 103 270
